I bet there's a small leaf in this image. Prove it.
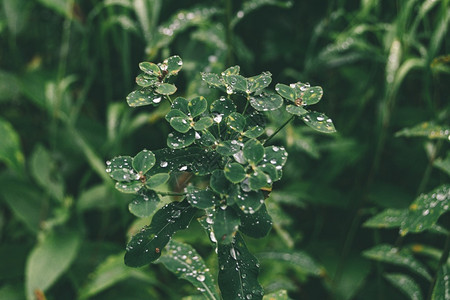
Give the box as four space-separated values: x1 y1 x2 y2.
124 199 198 267
167 130 195 149
136 73 157 87
249 93 283 112
171 97 190 114
238 204 272 238
286 105 308 116
129 190 160 218
156 83 177 95
188 96 207 117
247 72 272 94
146 173 170 189
363 208 407 228
302 111 336 133
195 130 216 147
139 62 161 77
396 122 450 140
159 240 220 300
244 111 265 138
400 184 450 235
227 112 246 132
165 55 183 75
275 83 296 101
217 140 242 156
224 74 247 94
230 188 265 214
218 233 263 300
384 273 423 300
362 244 431 280
166 108 188 122
132 149 156 174
258 163 279 182
0 118 25 174
170 116 191 133
432 265 450 300
249 168 271 190
213 206 241 244
243 139 265 164
186 186 218 209
127 89 163 107
210 97 236 117
263 290 289 300
221 65 240 76
115 181 143 194
107 156 136 181
193 117 213 131
262 146 288 170
224 163 247 183
201 72 224 88
210 170 231 195
302 86 323 105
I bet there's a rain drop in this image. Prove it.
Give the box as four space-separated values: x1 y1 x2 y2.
160 161 168 168
196 274 205 282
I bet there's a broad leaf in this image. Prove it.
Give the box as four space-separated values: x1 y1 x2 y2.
115 181 143 194
210 170 231 195
167 130 195 149
171 97 190 114
213 206 240 244
227 112 246 133
243 139 265 164
201 72 224 88
106 156 136 181
139 62 161 77
124 199 198 267
221 65 240 76
127 89 163 107
210 97 236 117
247 72 272 94
193 117 213 131
384 273 423 300
164 55 183 75
156 83 177 95
217 140 242 156
188 96 208 117
249 168 271 190
224 74 247 94
249 93 283 112
136 73 157 87
363 208 408 228
275 83 296 101
218 233 264 300
230 188 265 214
302 111 336 133
302 86 323 105
170 116 191 133
186 186 219 209
132 149 156 174
238 204 272 238
146 173 170 189
129 190 160 218
286 105 308 116
159 240 220 300
224 162 247 183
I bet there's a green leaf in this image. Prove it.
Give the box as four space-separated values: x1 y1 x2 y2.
262 145 288 170
432 265 450 300
434 154 450 176
244 111 265 138
363 209 407 228
159 240 220 300
221 66 240 76
166 108 188 122
210 97 236 117
106 156 137 181
286 104 308 116
302 86 323 105
201 72 225 88
171 97 190 114
243 139 265 164
247 72 272 94
230 188 265 214
126 89 163 107
213 206 241 244
218 233 263 300
210 170 231 195
0 117 24 174
129 190 160 218
400 184 450 235
139 61 162 77
136 73 157 87
156 83 177 95
302 111 336 133
125 199 198 267
196 130 217 147
227 112 246 132
186 186 219 209
257 251 323 276
258 163 279 182
167 130 195 149
193 117 213 131
275 83 296 101
146 173 170 189
170 116 192 133
396 122 450 140
188 96 208 117
115 181 143 194
164 55 183 76
384 273 423 300
224 163 247 183
224 74 248 94
362 244 431 280
238 204 272 238
249 93 283 112
132 149 156 174
249 168 271 190
26 230 81 300
217 140 242 156
263 290 290 300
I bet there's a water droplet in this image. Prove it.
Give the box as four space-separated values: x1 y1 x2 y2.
237 10 244 18
179 165 188 171
317 116 325 121
196 274 205 282
422 209 430 216
213 113 223 123
230 248 237 260
160 161 168 168
106 161 111 166
171 210 181 218
226 86 233 94
153 97 162 104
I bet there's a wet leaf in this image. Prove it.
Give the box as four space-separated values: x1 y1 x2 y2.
136 73 157 87
210 170 231 195
124 199 198 267
224 163 247 183
301 111 336 133
218 233 263 300
107 156 136 181
186 186 218 209
213 206 240 244
170 116 191 133
286 104 308 116
227 112 246 132
249 168 271 190
139 62 161 77
201 72 224 88
167 130 196 149
224 74 247 94
217 140 242 156
115 181 143 194
165 55 183 75
238 204 272 238
257 251 323 276
362 244 431 280
275 83 296 101
146 173 170 189
210 97 237 117
302 86 323 105
195 130 217 147
230 188 265 214
400 184 450 235
129 190 160 218
363 208 407 228
171 97 190 114
261 145 288 172
263 290 290 300
132 149 156 174
247 72 272 94
396 122 450 140
222 66 240 76
243 139 265 164
127 89 163 107
159 240 220 300
156 83 177 95
244 111 265 138
188 96 208 117
432 265 450 300
193 117 213 131
384 273 423 300
249 93 283 112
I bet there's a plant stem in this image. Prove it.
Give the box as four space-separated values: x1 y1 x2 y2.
427 231 450 300
263 115 295 145
167 95 173 105
224 0 234 66
156 191 187 197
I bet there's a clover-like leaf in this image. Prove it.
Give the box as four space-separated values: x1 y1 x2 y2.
136 73 157 87
193 117 213 131
171 97 190 114
243 139 265 164
227 112 246 133
129 190 160 218
132 149 156 174
156 83 177 95
201 72 225 88
286 105 308 116
249 93 283 112
224 74 247 94
275 83 296 101
258 163 279 182
167 130 195 149
213 206 240 244
217 140 242 156
261 145 288 177
224 162 247 183
115 181 143 194
188 96 208 117
210 170 231 195
195 130 216 147
170 116 191 133
106 156 136 181
221 65 240 76
146 173 170 189
210 97 236 117
229 187 264 214
126 89 163 107
302 86 323 105
165 55 183 75
139 62 161 77
218 233 264 300
248 168 271 191
186 186 219 209
247 72 272 94
302 111 336 133
124 199 198 267
238 203 272 238
244 111 265 138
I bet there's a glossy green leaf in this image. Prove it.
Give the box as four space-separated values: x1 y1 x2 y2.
362 244 431 280
156 83 177 95
139 62 161 77
171 97 190 114
125 199 198 267
159 240 220 300
363 208 407 228
193 117 213 131
106 156 136 181
249 93 283 112
224 163 247 183
167 130 195 149
186 186 218 209
396 122 450 140
126 89 163 107
257 251 323 276
244 111 265 138
188 96 208 117
247 72 272 94
132 149 156 174
26 231 81 300
195 130 217 147
275 83 296 101
286 104 308 116
262 145 288 170
302 86 323 105
166 108 188 122
164 55 183 75
0 117 24 174
210 97 236 117
129 190 160 218
230 188 265 214
258 163 279 182
210 170 231 195
170 116 191 133
243 139 265 164
227 112 246 132
221 65 240 76
146 173 170 189
302 111 336 133
136 73 157 87
213 206 240 244
249 168 271 190
201 72 225 88
263 290 290 300
115 181 143 194
238 204 272 238
384 273 423 300
217 140 242 156
400 184 450 235
224 74 247 94
218 233 263 300
432 265 450 300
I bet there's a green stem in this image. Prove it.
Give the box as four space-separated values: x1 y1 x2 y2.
263 115 295 145
242 97 250 115
427 231 450 300
167 95 173 105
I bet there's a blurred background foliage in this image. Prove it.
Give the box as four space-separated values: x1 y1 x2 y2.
0 0 449 299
